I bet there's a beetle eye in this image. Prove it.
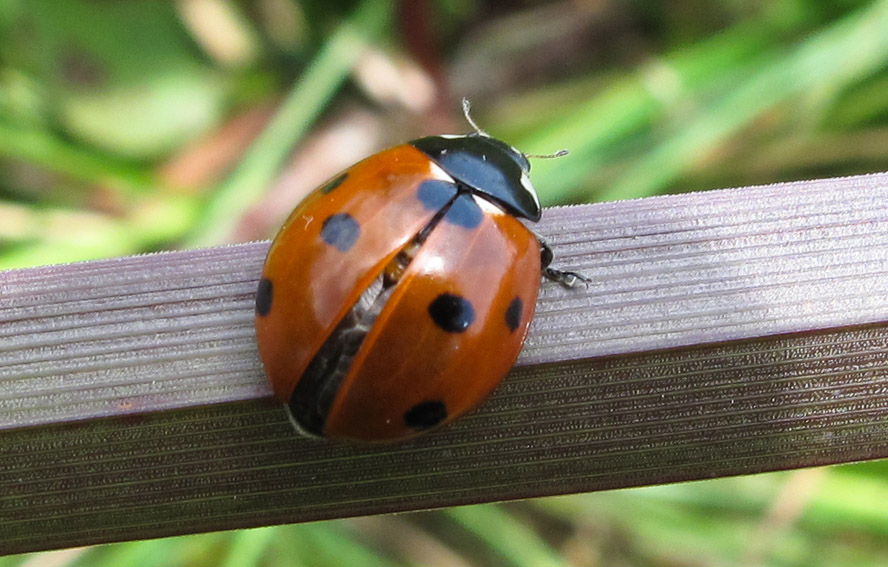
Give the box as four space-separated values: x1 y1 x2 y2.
511 147 531 173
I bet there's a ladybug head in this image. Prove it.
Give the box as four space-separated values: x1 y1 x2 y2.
410 132 541 222
468 131 532 174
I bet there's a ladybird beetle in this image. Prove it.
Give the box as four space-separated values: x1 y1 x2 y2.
255 100 585 443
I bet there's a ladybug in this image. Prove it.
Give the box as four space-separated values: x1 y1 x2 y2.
255 101 585 443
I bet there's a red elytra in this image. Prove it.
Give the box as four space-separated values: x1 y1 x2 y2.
255 130 583 443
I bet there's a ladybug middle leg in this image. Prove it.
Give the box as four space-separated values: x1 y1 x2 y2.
538 236 590 288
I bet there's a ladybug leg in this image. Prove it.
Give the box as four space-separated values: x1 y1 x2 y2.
538 236 590 288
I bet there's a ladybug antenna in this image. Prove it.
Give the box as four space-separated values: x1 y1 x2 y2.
461 98 485 135
525 149 570 159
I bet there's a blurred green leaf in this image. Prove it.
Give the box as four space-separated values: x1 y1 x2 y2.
185 0 392 248
279 523 396 567
0 121 152 194
600 0 888 202
221 527 277 567
519 18 785 203
19 0 227 159
0 195 196 269
448 505 568 567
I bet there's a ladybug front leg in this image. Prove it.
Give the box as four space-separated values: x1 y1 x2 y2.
538 236 590 288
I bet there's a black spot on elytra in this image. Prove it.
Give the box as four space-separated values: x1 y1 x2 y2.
320 172 348 194
416 179 458 211
404 401 448 430
505 296 523 332
320 213 360 252
442 194 483 229
256 278 273 316
428 293 475 333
